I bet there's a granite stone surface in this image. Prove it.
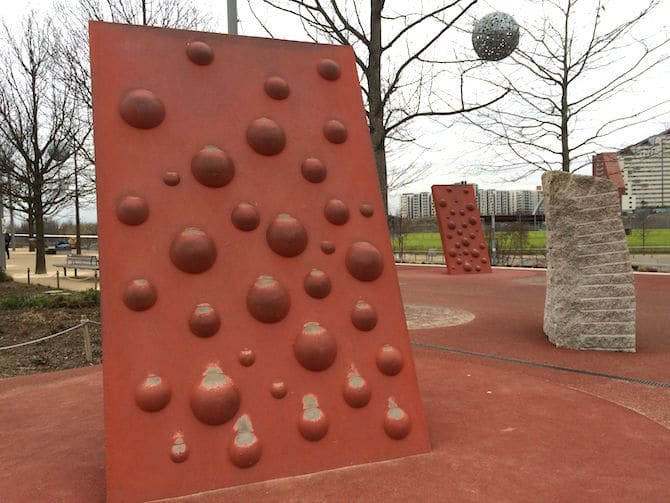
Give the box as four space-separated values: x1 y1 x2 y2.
542 171 636 351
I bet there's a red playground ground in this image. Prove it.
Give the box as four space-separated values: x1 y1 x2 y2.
1 265 669 502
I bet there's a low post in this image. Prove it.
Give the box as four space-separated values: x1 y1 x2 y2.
56 270 60 289
94 270 98 291
81 316 93 364
27 267 30 285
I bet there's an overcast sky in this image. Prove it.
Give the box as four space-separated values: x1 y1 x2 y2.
2 0 669 220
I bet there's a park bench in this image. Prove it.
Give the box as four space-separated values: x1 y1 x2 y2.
54 254 100 277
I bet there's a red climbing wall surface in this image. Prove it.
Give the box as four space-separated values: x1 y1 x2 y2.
90 22 430 502
431 184 492 274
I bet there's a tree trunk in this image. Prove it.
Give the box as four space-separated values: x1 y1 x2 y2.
368 0 388 213
560 4 570 172
33 171 46 274
9 182 16 251
27 203 35 252
561 83 569 172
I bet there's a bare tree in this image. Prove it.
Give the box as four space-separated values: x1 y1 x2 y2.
0 14 85 274
250 0 509 212
73 0 214 28
466 0 670 178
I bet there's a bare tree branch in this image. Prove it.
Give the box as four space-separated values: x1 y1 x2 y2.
466 0 670 176
253 0 505 212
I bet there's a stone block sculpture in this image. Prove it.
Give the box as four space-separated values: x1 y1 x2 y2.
542 171 636 351
89 22 429 502
432 184 492 274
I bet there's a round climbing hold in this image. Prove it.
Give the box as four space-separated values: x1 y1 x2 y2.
266 214 308 257
246 275 290 323
345 242 384 281
186 41 214 65
317 58 341 81
247 117 286 156
119 89 165 129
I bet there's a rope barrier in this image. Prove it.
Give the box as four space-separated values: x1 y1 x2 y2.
0 320 99 351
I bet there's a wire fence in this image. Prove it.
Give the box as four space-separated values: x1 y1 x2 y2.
0 318 101 369
393 245 669 270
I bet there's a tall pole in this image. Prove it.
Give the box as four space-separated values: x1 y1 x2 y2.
661 136 665 207
9 176 15 250
142 0 147 25
0 178 5 271
74 152 82 255
490 190 497 266
227 0 238 35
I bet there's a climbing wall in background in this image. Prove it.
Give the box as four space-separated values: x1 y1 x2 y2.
90 22 430 503
431 184 492 274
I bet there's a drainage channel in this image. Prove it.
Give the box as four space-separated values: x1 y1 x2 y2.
411 341 670 389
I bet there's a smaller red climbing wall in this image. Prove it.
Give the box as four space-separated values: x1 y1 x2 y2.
431 184 491 274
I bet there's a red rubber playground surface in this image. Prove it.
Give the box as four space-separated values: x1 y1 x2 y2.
1 266 669 502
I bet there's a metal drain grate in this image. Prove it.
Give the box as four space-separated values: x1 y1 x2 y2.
411 341 670 389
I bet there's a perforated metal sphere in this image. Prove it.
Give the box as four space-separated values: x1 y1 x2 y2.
472 12 519 62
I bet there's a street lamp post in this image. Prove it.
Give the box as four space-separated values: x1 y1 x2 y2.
0 178 5 272
661 135 665 208
490 190 497 266
227 0 238 35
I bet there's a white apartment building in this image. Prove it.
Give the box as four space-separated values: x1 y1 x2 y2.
475 188 543 216
510 190 543 214
618 130 669 211
401 187 543 218
399 192 435 219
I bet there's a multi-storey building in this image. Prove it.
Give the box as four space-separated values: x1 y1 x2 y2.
399 192 435 219
419 192 435 218
403 186 543 218
475 188 542 216
399 193 411 218
510 189 543 214
593 128 669 211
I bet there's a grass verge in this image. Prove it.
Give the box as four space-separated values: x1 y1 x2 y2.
0 288 100 310
393 229 670 252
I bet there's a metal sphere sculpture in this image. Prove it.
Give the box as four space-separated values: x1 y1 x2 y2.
472 12 520 62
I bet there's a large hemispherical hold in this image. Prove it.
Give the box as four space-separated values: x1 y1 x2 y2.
294 322 337 371
472 12 519 62
190 365 240 425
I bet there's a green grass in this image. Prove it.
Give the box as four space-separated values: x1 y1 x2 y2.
0 288 100 310
526 231 546 249
393 229 670 252
627 229 670 248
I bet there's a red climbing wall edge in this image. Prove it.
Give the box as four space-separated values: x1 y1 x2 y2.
90 22 430 502
432 184 492 274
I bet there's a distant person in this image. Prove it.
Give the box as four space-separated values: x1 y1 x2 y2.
4 232 10 260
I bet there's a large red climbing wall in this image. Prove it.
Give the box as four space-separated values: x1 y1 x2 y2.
90 22 430 502
432 184 492 274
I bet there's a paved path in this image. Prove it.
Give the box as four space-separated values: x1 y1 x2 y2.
398 265 670 429
3 249 99 291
